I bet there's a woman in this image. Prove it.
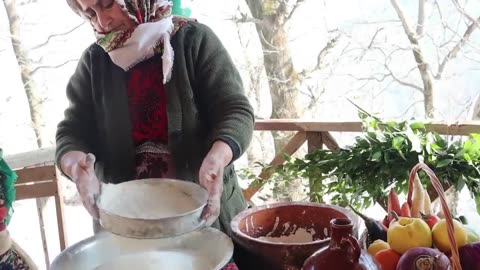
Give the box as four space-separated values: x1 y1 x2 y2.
0 148 38 270
55 0 254 236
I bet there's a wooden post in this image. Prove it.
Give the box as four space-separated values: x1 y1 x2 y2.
307 132 324 202
36 198 50 270
54 177 67 251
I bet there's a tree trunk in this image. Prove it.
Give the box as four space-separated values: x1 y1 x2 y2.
245 0 303 152
245 0 306 202
410 44 435 117
3 0 45 149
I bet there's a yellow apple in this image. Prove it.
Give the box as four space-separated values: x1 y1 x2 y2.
387 217 432 254
367 239 390 256
432 219 469 252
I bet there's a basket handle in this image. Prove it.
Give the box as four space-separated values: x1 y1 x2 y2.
406 163 462 270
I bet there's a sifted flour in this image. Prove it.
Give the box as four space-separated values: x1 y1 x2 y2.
99 181 199 219
94 250 213 270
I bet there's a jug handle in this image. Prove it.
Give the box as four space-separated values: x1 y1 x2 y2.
341 235 361 263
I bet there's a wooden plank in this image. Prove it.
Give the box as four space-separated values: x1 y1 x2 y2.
14 166 56 184
255 120 362 132
15 181 58 201
426 122 480 136
36 198 50 270
321 132 340 151
4 147 55 169
254 119 480 136
306 132 323 202
54 179 67 251
244 131 307 200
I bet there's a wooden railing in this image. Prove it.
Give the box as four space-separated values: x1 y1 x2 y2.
244 119 480 200
2 119 479 267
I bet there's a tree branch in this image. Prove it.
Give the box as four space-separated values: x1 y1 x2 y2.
31 59 79 74
285 0 306 24
299 33 340 78
416 0 426 36
30 22 85 50
451 0 480 27
384 64 424 92
390 0 417 43
435 15 480 79
395 100 424 119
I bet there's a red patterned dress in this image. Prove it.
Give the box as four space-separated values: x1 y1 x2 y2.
127 54 176 179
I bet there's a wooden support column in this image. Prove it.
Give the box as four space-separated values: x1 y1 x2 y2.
36 198 50 270
307 132 324 202
54 174 67 251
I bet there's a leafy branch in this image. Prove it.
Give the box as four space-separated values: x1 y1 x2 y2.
244 112 480 214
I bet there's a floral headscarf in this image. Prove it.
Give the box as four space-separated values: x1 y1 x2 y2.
0 148 16 228
96 0 175 83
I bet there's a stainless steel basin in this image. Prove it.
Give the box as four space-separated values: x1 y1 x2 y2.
50 227 233 270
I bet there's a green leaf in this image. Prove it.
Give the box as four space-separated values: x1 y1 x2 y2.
406 128 422 153
410 122 426 130
455 175 466 191
392 136 405 150
437 159 453 168
371 151 382 162
475 193 480 216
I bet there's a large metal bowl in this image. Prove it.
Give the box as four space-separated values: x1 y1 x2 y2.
50 227 233 270
98 178 208 239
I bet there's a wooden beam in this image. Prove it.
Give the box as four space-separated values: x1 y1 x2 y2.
426 122 480 136
254 119 480 136
15 181 58 201
307 132 323 153
255 120 362 132
244 131 307 200
36 198 50 269
14 166 57 184
4 147 55 169
321 132 340 151
306 132 323 202
54 178 67 251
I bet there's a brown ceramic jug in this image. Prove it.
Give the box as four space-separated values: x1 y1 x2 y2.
302 218 381 270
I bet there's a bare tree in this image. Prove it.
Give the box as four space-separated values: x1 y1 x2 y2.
3 0 45 148
3 0 82 148
389 0 480 117
242 0 340 152
243 0 305 152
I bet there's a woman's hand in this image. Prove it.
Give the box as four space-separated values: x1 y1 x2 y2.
61 151 101 219
199 141 233 226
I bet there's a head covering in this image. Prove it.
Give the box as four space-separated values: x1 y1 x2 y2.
0 148 17 227
96 0 175 84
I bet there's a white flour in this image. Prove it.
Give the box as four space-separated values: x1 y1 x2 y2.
258 227 315 243
94 250 212 270
99 181 199 219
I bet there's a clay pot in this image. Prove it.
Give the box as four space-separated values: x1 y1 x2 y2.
230 202 359 270
302 218 381 270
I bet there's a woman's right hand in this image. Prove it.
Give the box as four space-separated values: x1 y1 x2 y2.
60 151 101 219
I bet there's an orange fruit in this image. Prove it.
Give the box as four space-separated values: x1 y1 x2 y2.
374 249 401 270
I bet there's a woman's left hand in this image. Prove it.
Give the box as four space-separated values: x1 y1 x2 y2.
199 141 233 226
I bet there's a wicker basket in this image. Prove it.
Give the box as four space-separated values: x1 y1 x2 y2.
361 163 462 270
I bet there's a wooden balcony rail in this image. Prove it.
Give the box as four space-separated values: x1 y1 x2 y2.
244 119 480 201
4 147 62 270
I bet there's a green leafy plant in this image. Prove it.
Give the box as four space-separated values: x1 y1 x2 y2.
245 112 480 213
